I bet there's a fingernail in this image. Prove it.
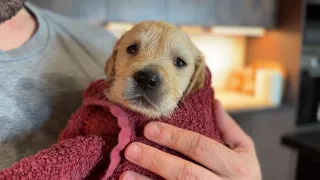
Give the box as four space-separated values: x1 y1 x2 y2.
144 122 160 137
122 172 135 180
126 144 141 160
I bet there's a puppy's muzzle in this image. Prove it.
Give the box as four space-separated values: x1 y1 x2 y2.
133 69 161 91
129 68 163 109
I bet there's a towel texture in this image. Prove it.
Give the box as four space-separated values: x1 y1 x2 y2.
0 67 221 180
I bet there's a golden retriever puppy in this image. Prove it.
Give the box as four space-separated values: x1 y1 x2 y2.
105 21 206 118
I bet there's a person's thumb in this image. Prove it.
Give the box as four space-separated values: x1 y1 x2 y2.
214 99 254 150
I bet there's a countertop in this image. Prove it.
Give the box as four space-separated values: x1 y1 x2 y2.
215 91 279 114
282 124 320 158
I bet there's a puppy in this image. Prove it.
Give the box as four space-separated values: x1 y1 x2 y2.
55 21 220 180
105 21 206 118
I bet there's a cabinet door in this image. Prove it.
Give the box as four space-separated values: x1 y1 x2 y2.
29 0 108 24
107 0 167 23
167 0 218 26
217 0 276 28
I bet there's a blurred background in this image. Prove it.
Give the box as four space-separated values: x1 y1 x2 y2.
27 0 320 179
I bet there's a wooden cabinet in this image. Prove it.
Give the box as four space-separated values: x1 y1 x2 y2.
216 0 277 28
31 0 276 27
29 0 108 24
106 0 167 23
167 0 218 26
106 0 277 28
30 0 278 27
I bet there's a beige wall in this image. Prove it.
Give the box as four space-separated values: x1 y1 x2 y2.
190 35 247 90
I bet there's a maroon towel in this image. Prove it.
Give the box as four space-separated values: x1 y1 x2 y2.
0 136 105 180
0 67 222 180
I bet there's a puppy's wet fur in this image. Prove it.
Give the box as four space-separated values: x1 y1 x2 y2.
105 21 206 118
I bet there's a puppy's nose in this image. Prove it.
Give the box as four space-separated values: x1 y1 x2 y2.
133 70 160 90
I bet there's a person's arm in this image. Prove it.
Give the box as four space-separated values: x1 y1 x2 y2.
119 100 261 180
0 136 104 180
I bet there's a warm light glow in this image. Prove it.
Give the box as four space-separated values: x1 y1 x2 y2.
211 26 265 37
179 26 211 35
250 60 287 78
189 35 246 89
105 22 134 37
106 22 134 31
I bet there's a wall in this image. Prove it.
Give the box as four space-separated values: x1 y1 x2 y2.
190 35 246 90
246 0 304 103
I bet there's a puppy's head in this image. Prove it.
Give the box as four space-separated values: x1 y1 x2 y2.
105 21 206 118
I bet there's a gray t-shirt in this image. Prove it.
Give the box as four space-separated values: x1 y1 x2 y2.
0 2 116 169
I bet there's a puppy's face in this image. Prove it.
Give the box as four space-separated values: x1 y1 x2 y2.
105 21 205 118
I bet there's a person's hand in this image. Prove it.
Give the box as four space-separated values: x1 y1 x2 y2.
119 100 261 180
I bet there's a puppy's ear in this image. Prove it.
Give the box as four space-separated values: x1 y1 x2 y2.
105 36 123 78
183 51 206 96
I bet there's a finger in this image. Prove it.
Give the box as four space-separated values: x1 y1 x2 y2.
143 122 240 177
119 171 153 180
124 142 220 180
213 99 254 150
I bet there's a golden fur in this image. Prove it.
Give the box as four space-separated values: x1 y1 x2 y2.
105 21 206 118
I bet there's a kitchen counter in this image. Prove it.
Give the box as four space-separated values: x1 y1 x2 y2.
215 91 279 113
282 126 320 156
281 124 320 180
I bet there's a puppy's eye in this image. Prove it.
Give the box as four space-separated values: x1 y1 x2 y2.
127 44 139 55
174 57 187 68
